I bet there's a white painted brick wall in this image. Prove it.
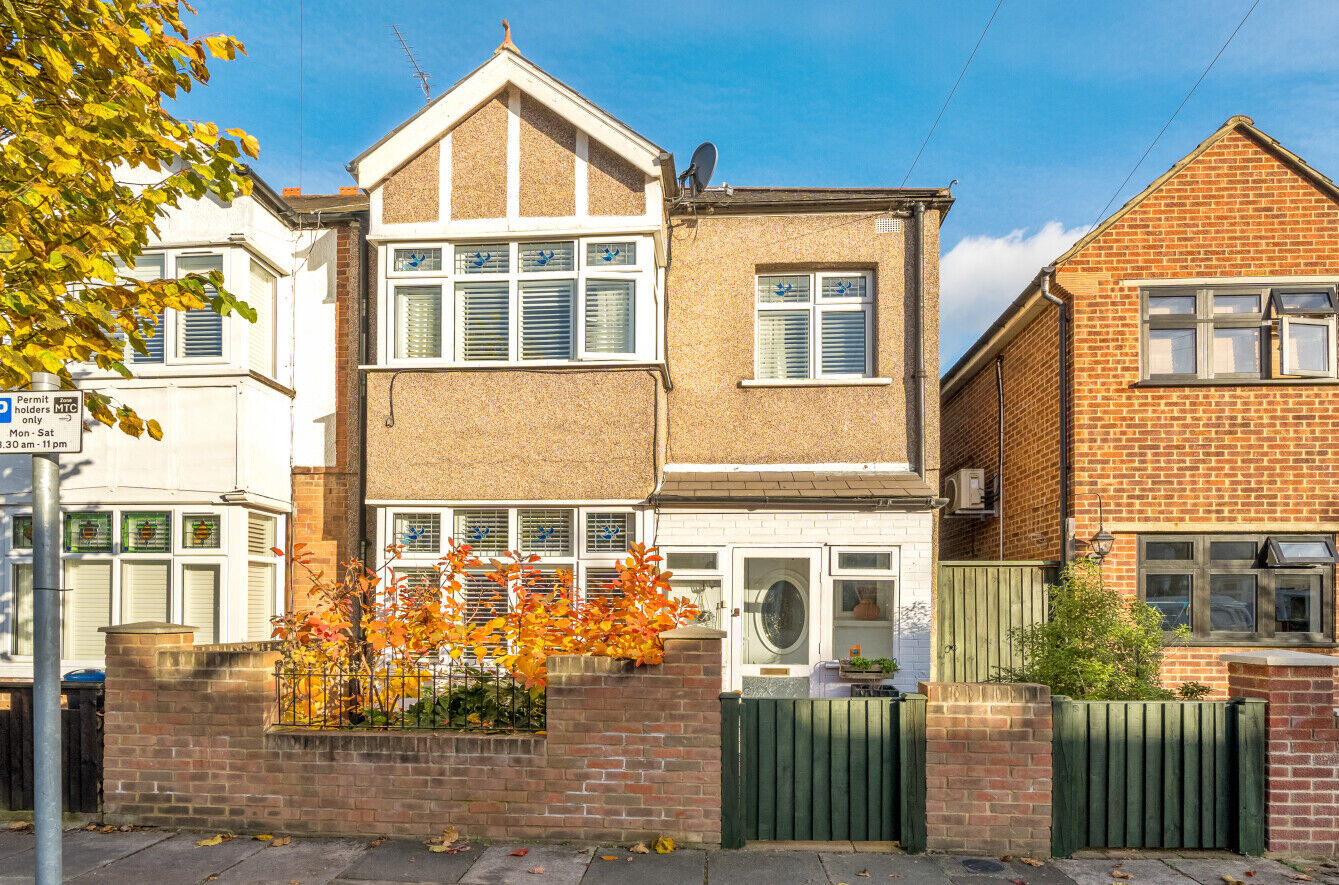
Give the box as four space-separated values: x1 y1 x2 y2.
653 508 933 692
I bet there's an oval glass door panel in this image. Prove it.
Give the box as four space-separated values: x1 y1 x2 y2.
742 557 810 666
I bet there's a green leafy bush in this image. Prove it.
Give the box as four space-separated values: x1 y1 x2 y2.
998 560 1190 700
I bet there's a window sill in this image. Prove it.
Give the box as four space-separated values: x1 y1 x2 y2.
739 377 892 388
362 360 664 372
1173 637 1337 648
1134 377 1339 388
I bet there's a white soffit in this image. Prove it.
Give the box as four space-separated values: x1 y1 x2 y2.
352 51 664 190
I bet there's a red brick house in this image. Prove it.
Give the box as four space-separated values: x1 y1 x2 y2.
940 116 1339 693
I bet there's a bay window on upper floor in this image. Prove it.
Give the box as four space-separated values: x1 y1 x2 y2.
1141 285 1338 382
111 248 280 378
384 237 655 365
754 271 874 381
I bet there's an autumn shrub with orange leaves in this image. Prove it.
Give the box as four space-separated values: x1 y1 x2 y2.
271 540 699 729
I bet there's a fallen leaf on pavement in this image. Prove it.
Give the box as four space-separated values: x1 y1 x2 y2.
439 826 459 847
99 825 116 834
1021 858 1044 867
1002 855 1014 862
1289 876 1315 882
630 842 650 854
652 836 675 854
1223 876 1246 885
253 834 274 841
7 822 30 832
601 856 619 861
1113 873 1132 881
196 834 227 847
1246 874 1257 879
1010 879 1027 885
858 871 871 879
527 867 545 875
270 836 291 847
509 848 529 857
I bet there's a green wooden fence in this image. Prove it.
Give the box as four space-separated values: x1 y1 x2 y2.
720 695 926 851
935 562 1059 682
1051 697 1266 857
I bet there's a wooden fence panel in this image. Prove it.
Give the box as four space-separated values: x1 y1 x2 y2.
0 681 103 813
1051 697 1264 857
935 562 1059 682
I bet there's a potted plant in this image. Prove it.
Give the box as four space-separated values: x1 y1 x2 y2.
838 646 899 682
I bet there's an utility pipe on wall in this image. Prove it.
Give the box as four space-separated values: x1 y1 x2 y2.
1037 267 1069 562
913 202 927 479
994 354 1004 561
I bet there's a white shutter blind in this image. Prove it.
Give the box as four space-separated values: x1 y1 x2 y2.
247 513 276 556
63 561 111 659
453 510 509 557
757 310 810 379
519 242 574 272
757 275 810 304
130 312 166 364
395 286 443 359
585 512 633 553
120 561 170 624
246 563 274 641
181 564 219 644
122 255 166 364
520 280 574 360
392 513 441 553
394 566 441 604
461 573 507 628
583 567 622 602
586 242 636 267
455 244 509 274
584 280 634 354
518 510 573 555
12 564 32 656
820 310 868 375
175 254 224 359
248 260 276 376
456 282 510 361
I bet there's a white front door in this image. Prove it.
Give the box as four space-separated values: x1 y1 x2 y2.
730 548 821 686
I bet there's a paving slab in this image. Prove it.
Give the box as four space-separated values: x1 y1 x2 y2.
581 847 706 885
821 851 953 883
936 855 1079 885
0 828 174 883
339 838 482 883
0 831 35 862
708 849 829 884
461 845 592 885
1166 856 1319 885
1054 858 1195 885
211 837 369 885
69 831 267 884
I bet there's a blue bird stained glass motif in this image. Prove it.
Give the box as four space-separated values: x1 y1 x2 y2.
774 283 793 299
600 247 621 263
599 525 623 542
470 252 490 268
535 250 555 266
470 526 491 542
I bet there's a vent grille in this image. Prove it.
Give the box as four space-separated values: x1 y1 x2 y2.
875 217 904 234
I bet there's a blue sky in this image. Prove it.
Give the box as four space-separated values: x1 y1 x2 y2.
175 0 1339 363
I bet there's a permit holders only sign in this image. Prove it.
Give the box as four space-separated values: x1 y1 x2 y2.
0 392 83 454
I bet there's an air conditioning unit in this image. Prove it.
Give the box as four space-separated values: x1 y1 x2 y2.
944 468 986 513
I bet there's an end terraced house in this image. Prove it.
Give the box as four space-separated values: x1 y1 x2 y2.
940 116 1339 693
349 39 952 694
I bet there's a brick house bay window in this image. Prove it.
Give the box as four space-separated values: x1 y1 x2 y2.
1138 533 1337 644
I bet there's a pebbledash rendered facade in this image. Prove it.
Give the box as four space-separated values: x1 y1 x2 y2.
940 116 1339 694
345 39 951 695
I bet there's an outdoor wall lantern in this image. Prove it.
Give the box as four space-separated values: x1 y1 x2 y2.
1087 494 1115 562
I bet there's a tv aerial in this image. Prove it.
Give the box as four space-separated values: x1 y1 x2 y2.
678 142 718 196
391 24 431 102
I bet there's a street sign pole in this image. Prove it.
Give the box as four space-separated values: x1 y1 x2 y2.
31 372 63 885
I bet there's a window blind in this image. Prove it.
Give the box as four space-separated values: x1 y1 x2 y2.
520 280 575 360
120 561 170 624
520 241 574 272
248 260 276 376
11 564 31 656
181 564 219 644
455 244 509 274
63 561 111 659
395 566 441 605
586 242 635 267
757 275 810 304
461 572 507 628
393 513 441 553
129 312 165 364
247 513 276 557
395 286 443 359
456 282 510 361
821 311 868 375
246 563 274 641
393 248 442 272
585 512 633 553
757 310 810 379
584 280 634 354
120 254 166 364
453 510 509 557
821 275 867 299
518 509 574 555
583 567 622 602
175 254 224 359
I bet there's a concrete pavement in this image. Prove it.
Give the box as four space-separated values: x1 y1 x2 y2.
0 826 1333 884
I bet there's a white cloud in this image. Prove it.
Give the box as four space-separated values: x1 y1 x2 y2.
939 221 1089 367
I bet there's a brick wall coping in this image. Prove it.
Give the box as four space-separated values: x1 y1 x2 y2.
660 625 726 640
1220 649 1339 667
98 622 194 635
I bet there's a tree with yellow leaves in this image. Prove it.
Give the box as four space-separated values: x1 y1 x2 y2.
0 0 258 436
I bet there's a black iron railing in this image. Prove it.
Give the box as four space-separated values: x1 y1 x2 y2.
274 662 545 732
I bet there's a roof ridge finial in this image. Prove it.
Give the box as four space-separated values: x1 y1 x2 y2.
495 19 519 55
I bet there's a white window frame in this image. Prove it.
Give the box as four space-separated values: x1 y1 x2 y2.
117 249 232 368
830 546 900 578
382 236 653 368
753 270 874 381
1280 316 1337 378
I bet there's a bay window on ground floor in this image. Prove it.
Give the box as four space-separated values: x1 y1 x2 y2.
0 505 283 671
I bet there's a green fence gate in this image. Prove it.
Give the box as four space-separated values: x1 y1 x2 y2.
719 695 926 851
935 562 1059 682
1052 697 1266 857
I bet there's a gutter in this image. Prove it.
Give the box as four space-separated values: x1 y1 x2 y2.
1038 266 1069 562
650 495 951 511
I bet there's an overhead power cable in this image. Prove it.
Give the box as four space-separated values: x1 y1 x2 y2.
901 0 1006 186
1085 0 1262 232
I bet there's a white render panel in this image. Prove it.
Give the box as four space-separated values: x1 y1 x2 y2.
653 508 934 692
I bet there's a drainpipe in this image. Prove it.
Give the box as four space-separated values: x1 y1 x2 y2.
913 202 927 480
1038 266 1068 562
994 354 1004 561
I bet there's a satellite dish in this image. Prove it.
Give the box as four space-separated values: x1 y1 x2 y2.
680 142 718 195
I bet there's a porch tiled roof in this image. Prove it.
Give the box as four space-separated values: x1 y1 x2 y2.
653 469 937 503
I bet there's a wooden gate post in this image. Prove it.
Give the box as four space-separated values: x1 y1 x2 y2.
898 693 927 853
719 692 745 849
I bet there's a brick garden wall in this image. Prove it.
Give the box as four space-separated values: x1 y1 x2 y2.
100 624 723 845
921 682 1052 856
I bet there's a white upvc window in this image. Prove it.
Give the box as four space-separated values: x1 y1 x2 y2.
385 237 651 366
245 513 277 641
247 258 278 378
829 546 898 661
115 250 229 366
755 271 873 380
